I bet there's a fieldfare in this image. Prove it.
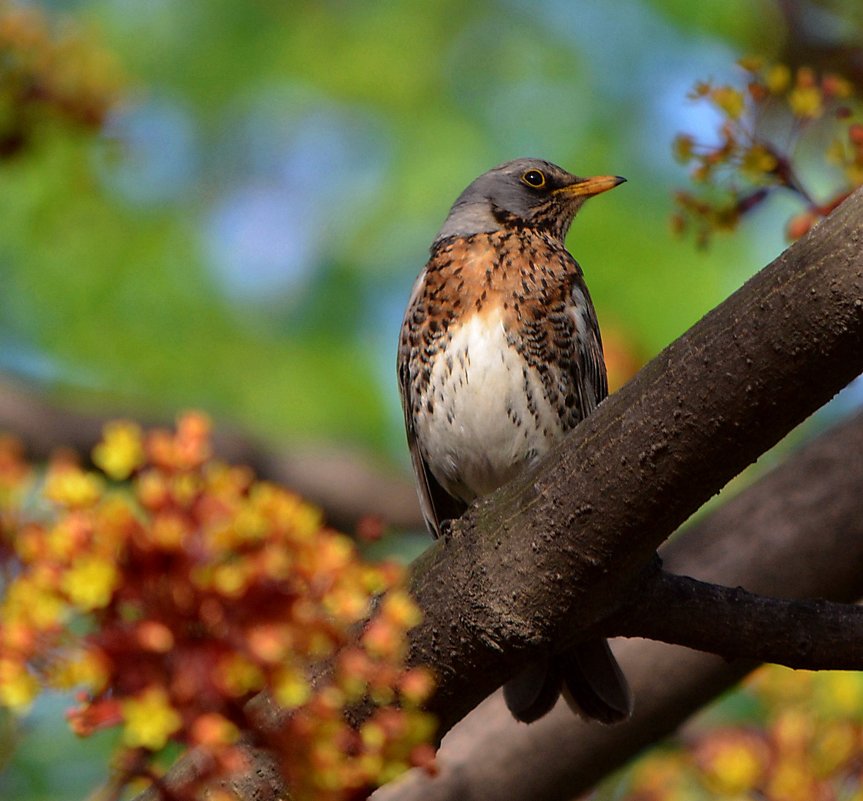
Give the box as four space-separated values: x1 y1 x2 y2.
397 158 632 724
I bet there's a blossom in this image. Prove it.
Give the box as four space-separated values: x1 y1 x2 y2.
92 421 145 480
121 687 183 750
674 58 863 245
61 555 119 610
0 413 435 799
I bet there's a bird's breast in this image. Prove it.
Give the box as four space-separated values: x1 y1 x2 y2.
413 307 564 503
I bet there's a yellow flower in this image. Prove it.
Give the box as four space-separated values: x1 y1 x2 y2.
704 742 762 794
766 63 791 93
789 85 823 119
741 144 778 179
151 512 187 550
711 86 745 119
255 485 323 542
44 515 87 561
211 561 250 598
360 720 386 750
121 687 182 750
4 576 66 629
62 555 119 610
696 731 768 796
0 659 39 711
362 618 403 660
290 500 323 541
324 586 370 623
169 472 201 508
233 504 268 543
812 721 856 776
92 421 144 481
273 665 311 709
44 466 103 508
815 671 863 716
216 653 264 697
311 533 354 574
772 708 813 754
381 589 422 629
49 648 108 692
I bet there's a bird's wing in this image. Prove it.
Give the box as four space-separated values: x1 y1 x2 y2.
397 267 467 539
566 259 608 416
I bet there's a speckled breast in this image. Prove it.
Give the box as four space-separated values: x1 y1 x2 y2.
400 228 604 508
412 305 565 504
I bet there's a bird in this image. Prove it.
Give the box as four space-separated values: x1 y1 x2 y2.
396 157 632 724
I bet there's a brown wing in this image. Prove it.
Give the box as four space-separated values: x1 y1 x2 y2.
396 267 467 539
508 243 607 431
567 263 608 419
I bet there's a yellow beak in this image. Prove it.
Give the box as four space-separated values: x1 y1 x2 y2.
557 175 626 198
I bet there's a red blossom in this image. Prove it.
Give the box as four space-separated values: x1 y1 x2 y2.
0 414 435 800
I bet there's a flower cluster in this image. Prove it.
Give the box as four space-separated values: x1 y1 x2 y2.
0 414 434 800
0 0 123 157
673 58 862 245
604 666 863 801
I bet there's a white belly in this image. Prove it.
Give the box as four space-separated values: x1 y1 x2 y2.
415 311 563 502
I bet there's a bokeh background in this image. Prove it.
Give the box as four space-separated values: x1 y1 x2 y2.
2 1 863 799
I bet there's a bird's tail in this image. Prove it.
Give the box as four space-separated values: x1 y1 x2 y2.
503 638 632 724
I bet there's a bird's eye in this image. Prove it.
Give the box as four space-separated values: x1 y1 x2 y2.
521 169 546 189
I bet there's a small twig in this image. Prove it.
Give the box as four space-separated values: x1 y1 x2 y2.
772 150 817 205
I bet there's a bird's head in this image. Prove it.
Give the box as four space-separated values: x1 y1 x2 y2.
433 158 625 245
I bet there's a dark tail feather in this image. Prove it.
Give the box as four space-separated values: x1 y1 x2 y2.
503 639 632 725
503 655 562 724
560 638 633 724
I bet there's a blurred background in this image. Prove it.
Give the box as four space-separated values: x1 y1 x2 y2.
2 0 863 798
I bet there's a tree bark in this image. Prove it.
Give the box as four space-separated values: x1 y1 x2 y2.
607 569 863 668
376 407 863 801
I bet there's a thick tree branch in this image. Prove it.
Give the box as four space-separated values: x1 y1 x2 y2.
378 407 863 801
608 568 863 669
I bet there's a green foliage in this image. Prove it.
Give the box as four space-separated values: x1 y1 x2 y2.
646 0 782 48
0 0 764 457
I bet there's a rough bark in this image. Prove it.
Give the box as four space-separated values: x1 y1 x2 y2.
377 408 863 801
608 569 863 668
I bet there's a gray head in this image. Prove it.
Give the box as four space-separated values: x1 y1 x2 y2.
434 158 625 246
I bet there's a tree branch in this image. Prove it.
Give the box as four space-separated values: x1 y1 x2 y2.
608 568 863 670
377 407 863 801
